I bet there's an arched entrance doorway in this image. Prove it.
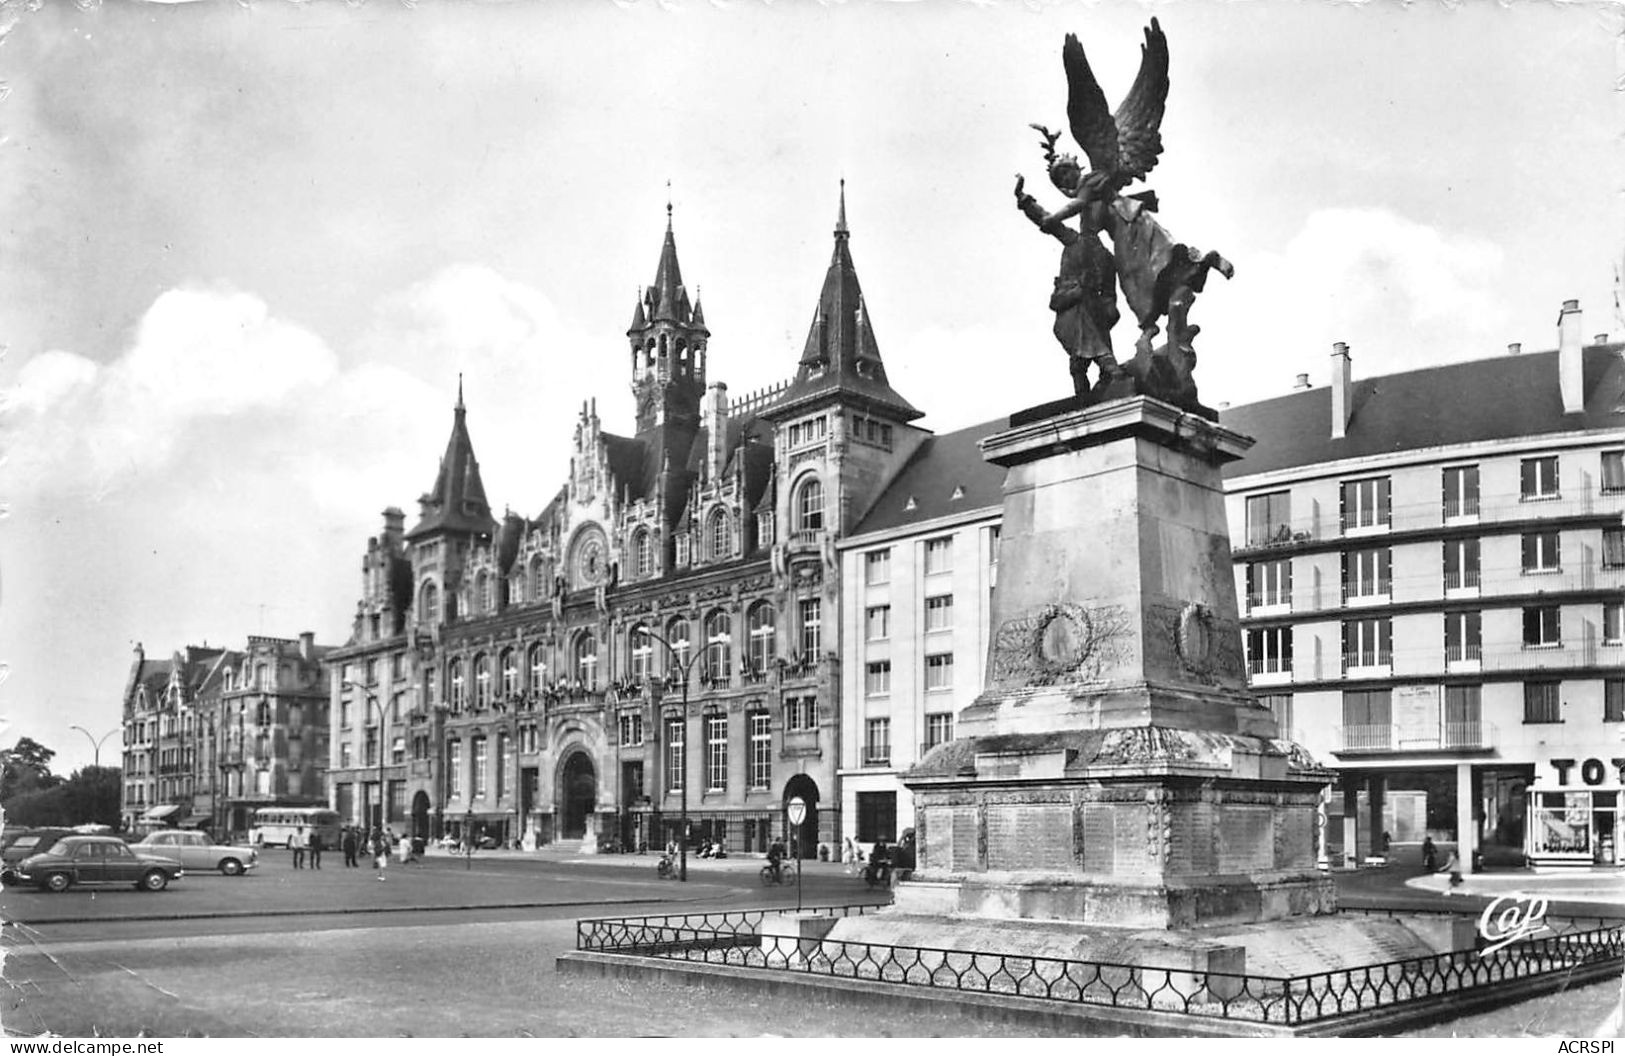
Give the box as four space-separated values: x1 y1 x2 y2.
559 751 598 841
782 773 820 860
411 791 431 841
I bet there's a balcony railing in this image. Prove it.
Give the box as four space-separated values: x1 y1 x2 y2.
1246 657 1292 676
1443 569 1481 591
1237 487 1606 553
1341 650 1392 672
1337 721 1496 752
863 748 891 767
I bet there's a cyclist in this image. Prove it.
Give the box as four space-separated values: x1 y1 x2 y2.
767 837 787 884
865 838 892 888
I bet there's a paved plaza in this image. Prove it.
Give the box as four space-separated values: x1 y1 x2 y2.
0 845 1618 1037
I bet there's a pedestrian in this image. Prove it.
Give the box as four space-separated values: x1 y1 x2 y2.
1421 835 1437 873
842 836 857 874
309 830 323 870
342 826 359 868
372 827 389 880
291 827 306 870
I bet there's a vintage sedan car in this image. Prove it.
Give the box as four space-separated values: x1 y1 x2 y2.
0 828 76 884
15 835 184 892
131 830 258 876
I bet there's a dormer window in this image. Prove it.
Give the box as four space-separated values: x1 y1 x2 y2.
709 510 731 561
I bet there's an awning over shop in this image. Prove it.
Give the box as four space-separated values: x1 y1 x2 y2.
176 814 211 828
141 804 182 821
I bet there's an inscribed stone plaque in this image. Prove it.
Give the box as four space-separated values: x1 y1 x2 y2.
1112 804 1151 874
923 807 954 872
1275 809 1312 869
1081 805 1117 873
951 808 981 872
1217 807 1272 873
989 804 1073 871
1169 800 1214 873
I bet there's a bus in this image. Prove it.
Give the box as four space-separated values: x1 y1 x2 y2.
249 807 342 849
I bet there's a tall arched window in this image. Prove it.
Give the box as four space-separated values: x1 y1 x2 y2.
496 730 509 799
448 659 466 712
666 618 692 682
634 529 653 577
423 667 437 709
473 653 492 709
419 581 440 623
530 557 546 604
703 610 732 687
500 649 518 699
747 602 776 678
528 644 548 693
629 624 653 680
475 571 492 614
574 632 598 688
709 510 731 561
796 476 825 533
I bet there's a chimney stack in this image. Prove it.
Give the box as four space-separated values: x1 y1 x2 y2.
1558 299 1583 414
299 631 315 660
1507 342 1521 356
704 382 729 481
1330 342 1353 439
1293 373 1311 390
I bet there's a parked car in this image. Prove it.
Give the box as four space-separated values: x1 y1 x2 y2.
1 828 77 885
131 830 258 876
14 835 184 893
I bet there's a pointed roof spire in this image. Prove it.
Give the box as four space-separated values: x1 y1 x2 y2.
650 192 686 324
407 386 496 540
775 184 921 422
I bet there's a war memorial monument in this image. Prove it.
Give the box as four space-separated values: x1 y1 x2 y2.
564 23 1625 1034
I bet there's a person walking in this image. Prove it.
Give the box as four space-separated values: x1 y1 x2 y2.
291 827 307 870
342 826 359 868
309 830 324 870
372 827 389 881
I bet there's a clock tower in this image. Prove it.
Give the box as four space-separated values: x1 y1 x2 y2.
627 203 708 437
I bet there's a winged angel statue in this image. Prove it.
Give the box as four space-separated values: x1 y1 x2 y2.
1016 20 1232 415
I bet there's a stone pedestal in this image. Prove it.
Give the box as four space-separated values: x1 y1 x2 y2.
898 398 1334 932
760 911 839 967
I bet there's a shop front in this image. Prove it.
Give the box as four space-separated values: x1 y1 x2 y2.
1527 755 1624 867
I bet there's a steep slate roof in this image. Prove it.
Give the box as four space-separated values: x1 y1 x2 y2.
852 415 1007 536
773 187 922 423
1219 345 1625 479
409 383 496 540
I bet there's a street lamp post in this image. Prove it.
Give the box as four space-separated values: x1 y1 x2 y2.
68 725 120 769
634 626 704 882
341 681 386 832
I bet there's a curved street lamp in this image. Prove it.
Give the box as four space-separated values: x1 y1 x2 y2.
633 625 707 882
340 680 387 831
68 725 120 769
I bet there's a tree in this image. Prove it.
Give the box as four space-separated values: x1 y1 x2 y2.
2 767 121 828
0 736 62 802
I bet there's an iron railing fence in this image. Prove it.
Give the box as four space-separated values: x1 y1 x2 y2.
577 906 1625 1028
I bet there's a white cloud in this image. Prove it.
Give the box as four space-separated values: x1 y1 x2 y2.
1198 208 1509 407
1 287 342 503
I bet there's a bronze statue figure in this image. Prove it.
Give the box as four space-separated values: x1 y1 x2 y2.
1016 20 1232 416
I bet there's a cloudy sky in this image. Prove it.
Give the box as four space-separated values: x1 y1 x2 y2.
1 0 1619 774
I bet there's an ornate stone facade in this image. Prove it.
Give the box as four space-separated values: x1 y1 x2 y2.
326 195 927 856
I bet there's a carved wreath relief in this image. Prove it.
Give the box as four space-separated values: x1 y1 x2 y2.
988 602 1126 689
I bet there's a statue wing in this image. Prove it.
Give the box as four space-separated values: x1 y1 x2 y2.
1062 32 1121 180
1110 18 1169 187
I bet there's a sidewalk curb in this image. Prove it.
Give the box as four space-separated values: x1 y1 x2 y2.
2 894 704 929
